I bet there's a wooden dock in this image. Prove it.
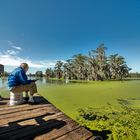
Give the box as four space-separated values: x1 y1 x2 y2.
0 95 94 140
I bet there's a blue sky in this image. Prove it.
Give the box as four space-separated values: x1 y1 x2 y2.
0 0 140 73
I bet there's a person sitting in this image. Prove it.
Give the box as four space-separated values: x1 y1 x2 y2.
8 63 38 104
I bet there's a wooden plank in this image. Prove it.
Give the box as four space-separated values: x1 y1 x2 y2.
0 106 60 125
0 104 52 115
0 103 29 110
0 106 59 125
33 118 81 140
0 114 69 140
0 101 8 106
0 112 63 135
55 127 93 140
0 105 57 120
19 112 64 125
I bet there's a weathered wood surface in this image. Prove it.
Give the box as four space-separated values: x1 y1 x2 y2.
0 95 94 140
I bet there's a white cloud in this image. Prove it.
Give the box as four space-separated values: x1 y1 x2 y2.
0 54 44 68
5 50 18 55
0 51 56 70
0 42 60 73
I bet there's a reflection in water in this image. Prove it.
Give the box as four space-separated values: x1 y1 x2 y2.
34 77 66 85
0 77 66 89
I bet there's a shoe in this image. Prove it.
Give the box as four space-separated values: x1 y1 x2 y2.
22 100 28 104
28 101 39 105
23 97 29 101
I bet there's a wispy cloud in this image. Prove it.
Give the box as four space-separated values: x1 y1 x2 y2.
7 40 13 46
12 46 22 50
39 60 58 68
7 40 22 50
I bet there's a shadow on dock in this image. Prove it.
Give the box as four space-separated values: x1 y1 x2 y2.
0 114 66 140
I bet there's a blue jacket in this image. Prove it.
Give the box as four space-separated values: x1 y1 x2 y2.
8 67 32 88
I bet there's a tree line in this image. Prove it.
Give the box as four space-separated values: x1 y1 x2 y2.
1 43 139 80
46 43 131 81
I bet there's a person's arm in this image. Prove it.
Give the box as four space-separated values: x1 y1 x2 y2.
31 79 38 82
18 69 38 84
18 70 28 85
27 79 32 84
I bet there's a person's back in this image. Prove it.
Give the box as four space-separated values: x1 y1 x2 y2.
8 67 29 88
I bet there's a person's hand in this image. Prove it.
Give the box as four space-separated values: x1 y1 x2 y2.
32 79 38 82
